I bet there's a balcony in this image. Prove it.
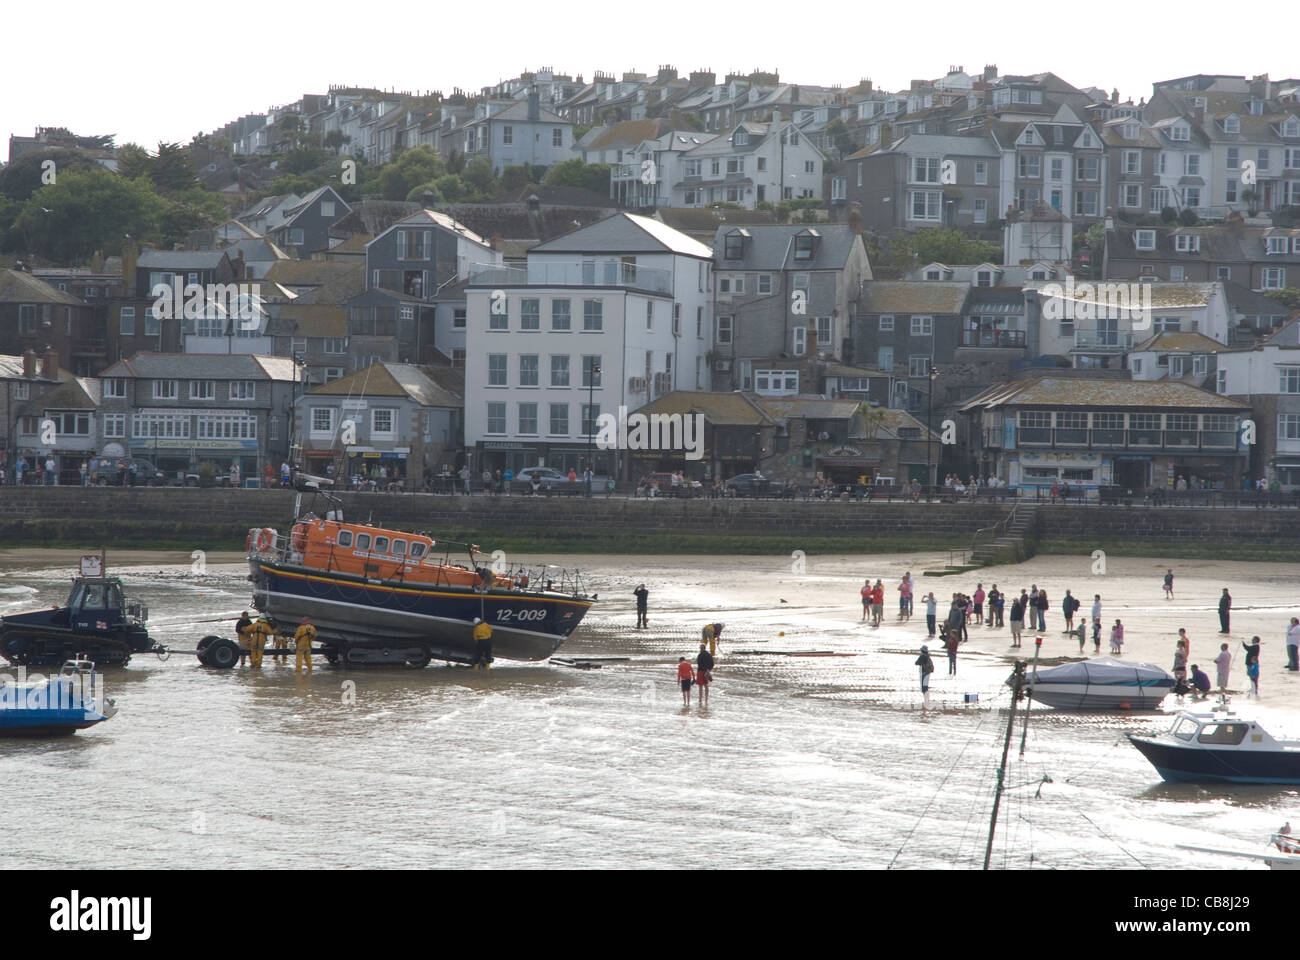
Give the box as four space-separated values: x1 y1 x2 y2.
468 260 673 295
1073 330 1135 352
959 329 1026 348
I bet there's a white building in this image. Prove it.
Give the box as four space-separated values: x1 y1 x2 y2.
463 213 714 476
670 122 825 209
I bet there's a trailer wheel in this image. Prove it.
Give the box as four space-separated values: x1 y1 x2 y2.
406 650 432 668
205 638 240 669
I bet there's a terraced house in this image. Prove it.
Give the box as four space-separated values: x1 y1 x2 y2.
670 121 824 209
1215 318 1300 488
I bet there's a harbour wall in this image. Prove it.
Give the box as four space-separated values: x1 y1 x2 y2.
0 488 1294 558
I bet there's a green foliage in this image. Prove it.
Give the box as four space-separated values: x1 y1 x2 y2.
0 148 100 202
889 227 1001 269
115 143 152 181
1084 222 1107 250
279 147 331 175
377 146 446 201
14 168 167 261
500 164 532 192
322 130 350 153
824 118 855 160
433 174 473 202
543 158 611 194
149 142 200 194
1263 287 1300 309
1160 206 1178 223
1177 207 1199 226
405 181 443 204
462 157 499 197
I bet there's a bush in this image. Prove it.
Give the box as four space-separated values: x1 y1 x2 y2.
1160 206 1178 223
1177 208 1199 226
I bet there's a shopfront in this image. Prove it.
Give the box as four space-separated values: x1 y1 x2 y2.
344 446 410 485
128 436 261 482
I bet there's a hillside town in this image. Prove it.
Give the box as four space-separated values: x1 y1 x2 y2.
2 64 1300 496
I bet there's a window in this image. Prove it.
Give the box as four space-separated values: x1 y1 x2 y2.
453 308 466 329
518 402 538 435
311 408 336 435
502 126 513 145
974 198 987 223
132 413 190 440
1174 234 1200 253
548 403 568 435
793 327 806 356
581 356 602 388
910 315 933 336
1074 191 1098 217
696 306 704 339
908 355 931 377
1226 179 1239 204
1123 184 1141 208
1280 369 1300 393
152 380 178 400
196 414 257 440
489 296 508 330
912 157 940 183
580 404 600 437
325 367 345 382
816 316 831 349
974 160 987 185
102 413 125 438
487 354 507 387
552 128 563 147
794 234 815 259
354 533 370 552
1263 267 1286 290
583 299 603 331
727 157 745 175
229 380 255 400
103 378 126 399
366 408 394 437
724 234 744 260
757 274 772 294
879 315 894 331
1075 156 1098 180
1223 116 1240 135
1267 236 1289 255
519 354 538 387
190 380 214 400
877 346 894 371
909 190 940 220
55 413 91 436
1016 187 1040 211
551 355 570 387
1123 151 1141 175
551 299 571 331
1135 230 1156 251
831 177 845 201
1279 414 1300 440
717 315 732 344
1017 154 1041 178
1184 154 1200 176
520 298 540 331
1217 267 1231 281
672 303 681 336
486 402 506 435
1131 359 1144 375
119 307 135 335
753 369 798 395
1183 186 1201 208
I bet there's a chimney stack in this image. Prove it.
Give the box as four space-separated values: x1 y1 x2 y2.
22 349 36 379
491 232 503 252
41 346 58 379
848 200 863 234
528 85 540 121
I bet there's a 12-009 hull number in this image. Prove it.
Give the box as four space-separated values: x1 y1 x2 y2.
497 608 547 622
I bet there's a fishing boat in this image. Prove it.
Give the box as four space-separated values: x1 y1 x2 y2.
1177 823 1300 870
0 554 160 667
1127 710 1300 784
0 659 117 736
246 493 595 666
1020 657 1173 710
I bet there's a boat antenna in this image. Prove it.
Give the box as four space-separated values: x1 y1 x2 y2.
985 659 1025 870
1018 636 1041 757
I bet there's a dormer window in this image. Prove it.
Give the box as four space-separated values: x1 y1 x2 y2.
1267 236 1289 255
1174 234 1200 253
1283 117 1300 138
724 229 749 260
1123 123 1139 140
1081 132 1093 148
1223 115 1240 134
794 230 818 260
733 129 748 146
1135 230 1157 251
924 269 942 281
975 270 992 287
1249 99 1264 116
1169 124 1190 142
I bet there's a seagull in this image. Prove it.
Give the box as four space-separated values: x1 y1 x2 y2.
40 207 52 214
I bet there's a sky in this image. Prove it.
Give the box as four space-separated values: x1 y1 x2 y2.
4 0 1297 158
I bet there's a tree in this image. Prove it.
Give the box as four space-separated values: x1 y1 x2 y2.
1160 206 1178 223
116 143 152 181
1177 207 1199 226
543 158 610 195
377 146 446 201
150 142 200 194
501 165 532 192
14 168 166 262
824 118 855 161
433 174 472 202
890 228 1001 270
277 114 303 151
323 130 351 154
0 148 99 202
1263 288 1300 309
462 156 498 197
1084 222 1106 251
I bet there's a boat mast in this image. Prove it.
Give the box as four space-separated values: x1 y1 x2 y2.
985 659 1025 870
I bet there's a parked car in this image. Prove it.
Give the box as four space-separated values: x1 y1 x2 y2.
92 457 167 486
516 466 571 491
725 473 773 497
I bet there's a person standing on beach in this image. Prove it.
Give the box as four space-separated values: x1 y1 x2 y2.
871 580 885 628
1218 588 1232 634
1090 594 1102 632
924 592 938 637
944 629 962 676
1062 590 1079 633
696 643 714 707
677 657 695 707
633 584 649 629
1092 618 1102 654
1172 638 1188 685
1163 569 1174 600
861 578 872 622
1287 618 1300 672
916 645 935 709
1177 627 1191 666
898 573 913 622
1214 643 1232 694
985 585 1000 626
972 584 985 626
1110 619 1124 655
1034 587 1048 632
1243 636 1261 696
1008 594 1025 648
1075 620 1087 653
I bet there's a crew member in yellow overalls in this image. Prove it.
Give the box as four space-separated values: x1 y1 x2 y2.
472 617 493 669
295 618 317 674
248 616 272 668
272 623 291 665
235 611 253 667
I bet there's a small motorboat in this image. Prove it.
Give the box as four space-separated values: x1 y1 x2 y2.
1018 656 1173 710
0 659 117 736
1128 710 1300 784
1177 822 1300 869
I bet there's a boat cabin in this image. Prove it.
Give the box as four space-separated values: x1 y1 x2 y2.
1163 711 1287 749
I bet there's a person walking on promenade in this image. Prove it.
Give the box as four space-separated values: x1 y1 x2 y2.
696 643 714 707
677 657 695 707
860 578 872 623
924 592 938 637
1243 636 1262 696
1109 619 1124 655
1062 590 1079 633
633 584 649 629
294 618 316 674
916 645 935 709
1214 643 1232 694
1008 593 1025 649
459 465 471 495
1287 618 1300 671
1034 587 1048 632
1163 569 1175 600
944 628 962 676
898 573 913 622
972 584 985 626
1218 588 1232 634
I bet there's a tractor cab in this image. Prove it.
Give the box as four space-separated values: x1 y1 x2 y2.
63 577 145 633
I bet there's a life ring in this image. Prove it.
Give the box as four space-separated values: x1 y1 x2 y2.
254 528 275 551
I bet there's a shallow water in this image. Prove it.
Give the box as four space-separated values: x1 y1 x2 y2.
0 553 1295 870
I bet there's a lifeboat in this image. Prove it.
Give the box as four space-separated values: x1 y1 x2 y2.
245 503 594 667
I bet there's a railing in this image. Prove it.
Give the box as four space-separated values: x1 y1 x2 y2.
970 500 1018 557
468 259 673 294
959 329 1026 348
1072 330 1135 351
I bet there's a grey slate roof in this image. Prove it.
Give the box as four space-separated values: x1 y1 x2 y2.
137 250 228 270
882 133 999 157
712 224 863 271
530 213 712 259
100 353 299 381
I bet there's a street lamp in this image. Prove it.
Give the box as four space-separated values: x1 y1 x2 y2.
927 363 938 499
585 360 600 497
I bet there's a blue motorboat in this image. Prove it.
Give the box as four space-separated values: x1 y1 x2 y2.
0 660 117 736
1128 710 1300 784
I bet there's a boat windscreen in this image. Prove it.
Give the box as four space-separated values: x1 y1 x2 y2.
1172 716 1198 741
1197 723 1250 746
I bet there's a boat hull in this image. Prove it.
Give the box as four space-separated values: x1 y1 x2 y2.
1127 734 1300 784
1029 681 1170 711
250 559 592 663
